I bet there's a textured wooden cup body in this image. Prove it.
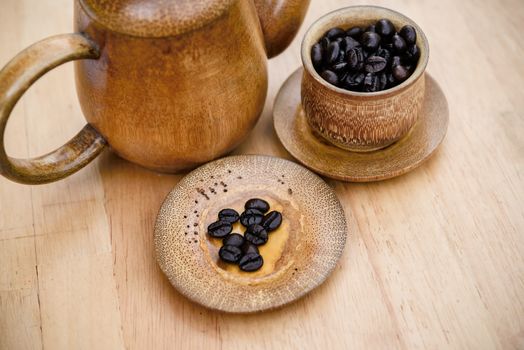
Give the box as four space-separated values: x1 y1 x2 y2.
301 6 429 152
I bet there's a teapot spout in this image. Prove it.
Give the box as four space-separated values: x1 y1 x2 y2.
253 0 310 58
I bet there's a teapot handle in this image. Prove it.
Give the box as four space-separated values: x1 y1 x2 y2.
0 33 107 185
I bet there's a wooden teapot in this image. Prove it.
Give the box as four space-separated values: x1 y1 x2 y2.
0 0 310 184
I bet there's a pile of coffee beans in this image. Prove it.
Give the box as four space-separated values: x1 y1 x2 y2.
311 19 420 92
207 198 282 272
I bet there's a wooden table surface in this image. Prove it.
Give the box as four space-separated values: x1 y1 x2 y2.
1 0 523 349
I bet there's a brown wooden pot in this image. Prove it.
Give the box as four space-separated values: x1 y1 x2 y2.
301 6 429 152
0 0 310 184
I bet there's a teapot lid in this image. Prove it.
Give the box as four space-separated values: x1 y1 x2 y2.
79 0 235 38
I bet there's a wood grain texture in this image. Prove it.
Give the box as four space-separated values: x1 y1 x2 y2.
155 155 347 313
301 6 429 151
274 69 448 181
1 0 523 349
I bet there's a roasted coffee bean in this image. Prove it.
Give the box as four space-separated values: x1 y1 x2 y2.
392 34 407 53
324 27 346 39
387 73 396 87
400 25 417 45
320 70 339 86
361 31 381 51
326 41 341 64
332 61 348 72
376 18 395 38
219 245 242 263
261 211 282 232
222 233 245 247
345 72 365 89
346 26 363 38
218 208 239 223
376 48 391 63
363 73 379 92
392 65 409 82
365 24 376 33
347 48 364 71
244 198 270 213
311 43 323 68
240 208 264 226
343 36 361 51
321 36 330 50
391 55 402 68
239 253 263 272
242 242 259 255
378 72 388 90
244 224 268 245
207 220 232 238
365 56 387 73
406 44 420 61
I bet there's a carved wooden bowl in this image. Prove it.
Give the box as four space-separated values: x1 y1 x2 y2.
301 6 430 152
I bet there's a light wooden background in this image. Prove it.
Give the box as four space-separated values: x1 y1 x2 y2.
1 0 523 349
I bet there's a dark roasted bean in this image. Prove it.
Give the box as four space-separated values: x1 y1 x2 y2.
240 208 264 226
321 37 330 50
219 245 242 263
239 253 263 272
343 36 360 51
244 224 268 245
207 220 232 238
327 41 341 64
218 208 239 223
346 26 363 38
222 233 244 247
406 44 420 62
392 65 409 82
363 73 379 92
400 25 417 45
261 211 282 232
311 43 323 68
332 61 348 71
365 56 387 73
244 198 270 213
365 24 376 33
347 48 364 71
387 73 396 87
376 18 395 38
320 70 339 86
242 242 259 255
391 55 402 68
324 27 346 39
361 31 381 51
392 34 407 53
378 72 388 90
376 48 391 64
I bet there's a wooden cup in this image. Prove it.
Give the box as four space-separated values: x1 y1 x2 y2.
300 6 429 152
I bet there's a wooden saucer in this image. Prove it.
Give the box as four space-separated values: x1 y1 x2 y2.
273 68 449 182
154 155 347 313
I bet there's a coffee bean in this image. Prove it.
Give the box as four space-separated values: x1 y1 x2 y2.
244 224 268 245
364 73 379 92
392 65 409 82
391 55 402 68
376 19 395 38
332 61 348 72
244 198 270 213
347 48 364 71
239 253 263 272
346 26 363 38
242 242 259 255
378 72 388 90
361 31 381 51
320 70 339 86
387 73 396 87
406 44 420 62
400 25 417 45
324 27 346 39
365 56 387 73
311 43 323 68
261 211 282 232
240 208 264 226
218 208 239 223
219 245 242 263
376 48 391 64
327 41 341 64
222 233 244 247
321 37 330 50
344 72 365 90
392 34 407 53
207 220 232 238
365 24 376 33
343 36 360 51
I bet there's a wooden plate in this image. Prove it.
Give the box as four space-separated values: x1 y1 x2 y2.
154 155 347 313
273 68 449 182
